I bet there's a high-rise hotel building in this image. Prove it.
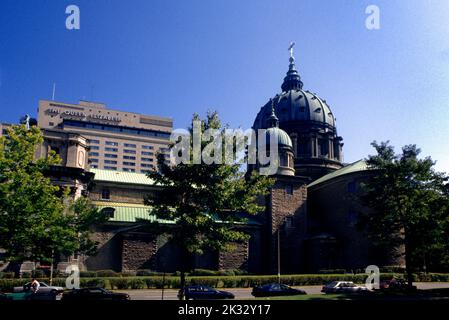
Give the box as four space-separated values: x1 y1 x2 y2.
37 100 173 173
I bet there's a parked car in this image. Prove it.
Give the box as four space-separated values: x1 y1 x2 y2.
252 283 306 297
6 291 58 301
13 281 64 294
379 278 417 292
61 287 130 301
0 291 11 301
321 281 368 294
178 285 234 300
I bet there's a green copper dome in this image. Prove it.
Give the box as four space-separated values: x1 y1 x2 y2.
263 101 293 148
265 127 293 148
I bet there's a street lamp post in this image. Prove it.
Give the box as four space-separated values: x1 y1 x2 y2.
277 228 281 284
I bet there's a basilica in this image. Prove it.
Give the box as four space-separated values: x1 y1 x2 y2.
1 47 401 275
77 47 400 274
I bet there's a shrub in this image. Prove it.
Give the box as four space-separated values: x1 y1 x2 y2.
0 272 15 279
136 270 162 277
318 269 346 274
233 269 249 276
121 271 137 277
0 279 18 292
52 278 66 287
189 277 220 287
96 270 118 277
129 278 145 289
81 278 107 288
190 269 218 276
80 271 97 278
21 272 31 278
32 270 45 278
110 278 129 290
380 266 406 274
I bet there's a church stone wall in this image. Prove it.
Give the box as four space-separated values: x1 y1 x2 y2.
308 172 404 271
269 176 308 274
218 241 248 271
89 185 152 204
85 226 122 271
121 233 158 271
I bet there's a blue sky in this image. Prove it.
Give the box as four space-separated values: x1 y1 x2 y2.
1 0 448 172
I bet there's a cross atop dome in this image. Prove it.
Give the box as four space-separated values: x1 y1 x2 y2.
288 41 295 60
281 41 303 92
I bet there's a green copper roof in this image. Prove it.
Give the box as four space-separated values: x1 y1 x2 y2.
93 201 261 225
265 127 293 148
308 160 369 188
91 168 155 185
93 201 173 223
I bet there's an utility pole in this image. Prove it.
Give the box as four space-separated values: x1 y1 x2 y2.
277 228 281 284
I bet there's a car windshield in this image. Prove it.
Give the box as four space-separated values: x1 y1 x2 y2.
346 283 356 287
327 281 339 287
202 286 215 292
270 284 281 291
89 288 105 294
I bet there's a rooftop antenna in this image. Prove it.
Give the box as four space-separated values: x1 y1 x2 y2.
52 83 56 100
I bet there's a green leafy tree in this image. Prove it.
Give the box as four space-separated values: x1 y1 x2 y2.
359 141 449 286
146 112 273 298
0 125 107 265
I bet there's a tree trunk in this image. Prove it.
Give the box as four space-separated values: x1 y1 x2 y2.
178 247 189 300
404 235 414 288
179 270 186 300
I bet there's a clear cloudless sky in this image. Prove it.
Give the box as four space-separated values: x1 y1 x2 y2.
1 0 448 172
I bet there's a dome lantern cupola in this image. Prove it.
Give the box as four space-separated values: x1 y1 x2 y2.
281 42 303 92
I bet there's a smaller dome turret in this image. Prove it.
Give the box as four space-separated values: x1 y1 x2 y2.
257 102 295 176
264 100 293 149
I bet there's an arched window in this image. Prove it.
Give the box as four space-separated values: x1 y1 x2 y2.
101 207 115 219
280 153 288 167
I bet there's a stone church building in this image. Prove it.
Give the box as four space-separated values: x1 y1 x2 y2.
79 50 399 274
1 48 400 274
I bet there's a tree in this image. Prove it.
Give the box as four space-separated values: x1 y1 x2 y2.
359 141 449 286
146 112 273 298
0 125 107 265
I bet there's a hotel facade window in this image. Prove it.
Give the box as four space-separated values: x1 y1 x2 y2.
37 99 173 172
